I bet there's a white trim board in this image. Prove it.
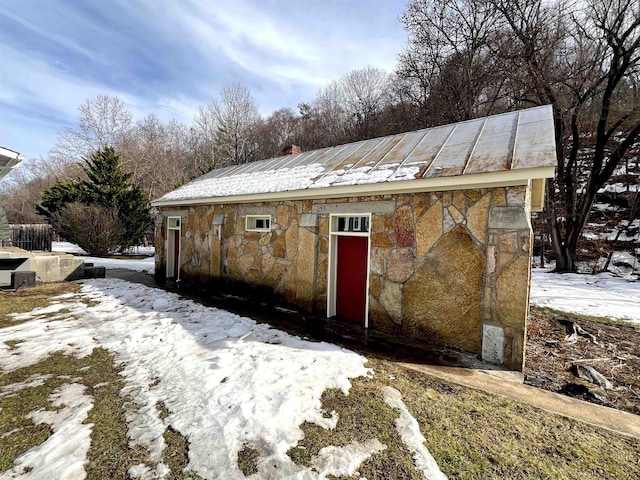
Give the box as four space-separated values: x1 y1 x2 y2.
152 166 555 208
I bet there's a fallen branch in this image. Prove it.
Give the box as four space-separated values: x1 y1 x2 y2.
571 358 613 364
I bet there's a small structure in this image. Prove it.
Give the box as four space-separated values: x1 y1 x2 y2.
152 106 557 370
0 146 87 286
0 146 23 245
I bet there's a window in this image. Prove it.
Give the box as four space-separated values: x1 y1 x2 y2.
246 215 271 232
168 217 181 229
336 215 369 233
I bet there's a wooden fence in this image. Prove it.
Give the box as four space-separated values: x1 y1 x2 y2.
7 224 53 251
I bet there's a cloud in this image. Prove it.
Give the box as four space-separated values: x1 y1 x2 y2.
0 0 406 159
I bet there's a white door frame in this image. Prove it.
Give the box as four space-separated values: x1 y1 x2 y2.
166 216 181 281
327 213 372 327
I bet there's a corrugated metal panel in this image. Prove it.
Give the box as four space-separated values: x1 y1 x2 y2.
372 131 424 169
424 120 483 177
329 138 384 172
512 119 558 169
310 142 369 185
396 124 455 180
518 106 552 125
352 135 405 169
464 113 519 174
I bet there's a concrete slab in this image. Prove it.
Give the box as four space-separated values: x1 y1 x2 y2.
399 362 640 440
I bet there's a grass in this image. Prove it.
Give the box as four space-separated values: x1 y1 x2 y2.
157 401 203 480
2 284 639 479
237 444 260 476
289 358 640 480
0 283 199 479
288 375 423 480
0 282 81 328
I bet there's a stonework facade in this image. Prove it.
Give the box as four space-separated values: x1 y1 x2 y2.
156 185 533 370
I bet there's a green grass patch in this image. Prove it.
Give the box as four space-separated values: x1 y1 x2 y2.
0 282 82 328
288 374 426 479
156 401 203 480
287 358 640 479
237 444 260 477
0 349 150 478
4 340 20 350
375 359 640 479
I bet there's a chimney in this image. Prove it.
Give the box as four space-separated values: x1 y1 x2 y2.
282 144 302 156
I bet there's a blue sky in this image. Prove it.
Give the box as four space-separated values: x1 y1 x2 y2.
0 0 407 160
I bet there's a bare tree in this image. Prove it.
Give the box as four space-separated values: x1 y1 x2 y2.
51 95 133 163
338 66 391 139
397 0 640 272
118 115 194 199
493 0 640 271
255 108 303 159
397 0 506 125
195 83 260 167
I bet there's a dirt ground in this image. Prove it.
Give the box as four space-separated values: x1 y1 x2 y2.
525 307 640 415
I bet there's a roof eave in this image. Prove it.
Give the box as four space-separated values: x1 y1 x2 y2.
0 147 24 182
151 166 555 208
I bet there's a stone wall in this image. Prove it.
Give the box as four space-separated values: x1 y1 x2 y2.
156 185 532 370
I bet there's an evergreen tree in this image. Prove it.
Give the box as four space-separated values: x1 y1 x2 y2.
39 146 153 254
37 179 82 218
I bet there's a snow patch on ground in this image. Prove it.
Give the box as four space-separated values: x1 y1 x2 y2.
83 255 155 273
0 279 375 479
51 241 88 255
52 242 155 273
0 374 53 398
382 386 447 480
3 383 93 480
310 439 387 478
530 268 640 325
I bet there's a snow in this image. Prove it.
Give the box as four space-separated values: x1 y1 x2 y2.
5 266 637 476
82 256 155 273
0 374 53 398
530 268 640 325
160 162 326 201
310 439 387 477
52 242 155 273
382 387 447 480
598 182 640 194
3 383 93 480
51 242 87 255
0 279 393 479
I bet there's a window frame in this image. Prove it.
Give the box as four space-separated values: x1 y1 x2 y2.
245 215 272 232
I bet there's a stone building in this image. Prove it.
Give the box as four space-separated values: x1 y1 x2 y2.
152 105 556 370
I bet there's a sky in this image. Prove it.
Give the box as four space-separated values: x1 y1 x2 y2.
0 0 408 160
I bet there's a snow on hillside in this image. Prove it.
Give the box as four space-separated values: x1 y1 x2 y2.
530 268 640 325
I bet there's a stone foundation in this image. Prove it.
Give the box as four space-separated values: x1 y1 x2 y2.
156 185 533 370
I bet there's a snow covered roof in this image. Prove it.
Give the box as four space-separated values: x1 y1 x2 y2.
153 105 556 206
0 146 23 182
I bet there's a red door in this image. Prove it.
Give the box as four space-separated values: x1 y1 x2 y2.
336 236 368 323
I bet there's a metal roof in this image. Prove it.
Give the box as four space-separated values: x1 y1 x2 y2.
0 147 23 183
154 105 556 206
